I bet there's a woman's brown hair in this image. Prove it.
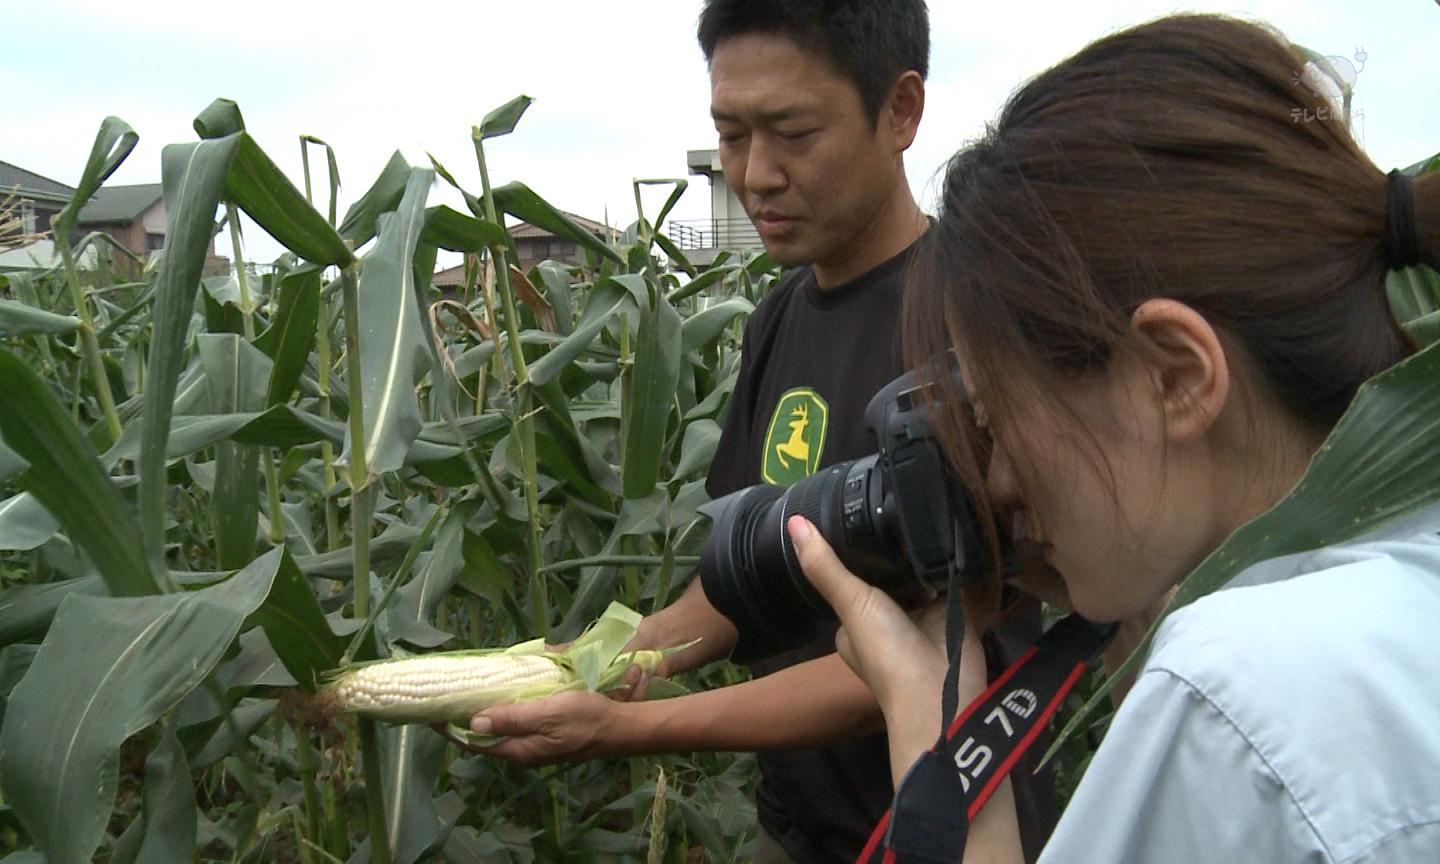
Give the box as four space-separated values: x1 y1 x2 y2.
906 14 1438 560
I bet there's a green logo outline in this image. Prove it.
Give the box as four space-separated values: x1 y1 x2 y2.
761 387 829 486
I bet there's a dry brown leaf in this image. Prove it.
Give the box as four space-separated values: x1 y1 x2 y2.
509 264 557 333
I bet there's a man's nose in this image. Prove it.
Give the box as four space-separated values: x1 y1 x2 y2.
744 137 786 197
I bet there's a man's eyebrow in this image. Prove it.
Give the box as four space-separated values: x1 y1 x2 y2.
710 106 815 124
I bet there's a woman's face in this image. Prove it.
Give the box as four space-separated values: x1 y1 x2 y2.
980 356 1221 622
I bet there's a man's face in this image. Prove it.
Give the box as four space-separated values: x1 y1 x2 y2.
710 33 902 269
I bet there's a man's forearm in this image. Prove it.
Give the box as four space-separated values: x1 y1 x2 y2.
607 651 883 754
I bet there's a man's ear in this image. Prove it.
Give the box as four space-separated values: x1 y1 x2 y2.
1130 298 1229 442
886 70 925 151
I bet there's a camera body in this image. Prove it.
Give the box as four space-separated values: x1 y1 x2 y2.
698 371 985 663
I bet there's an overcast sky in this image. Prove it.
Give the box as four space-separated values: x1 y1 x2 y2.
7 0 1438 266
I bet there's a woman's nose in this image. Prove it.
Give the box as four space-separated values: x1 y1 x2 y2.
986 440 1020 505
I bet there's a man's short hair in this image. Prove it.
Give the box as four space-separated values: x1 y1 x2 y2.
697 0 930 124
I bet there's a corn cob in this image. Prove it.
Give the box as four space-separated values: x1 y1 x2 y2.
325 652 572 723
320 602 686 725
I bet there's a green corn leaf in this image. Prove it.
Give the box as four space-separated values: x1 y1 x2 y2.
1404 308 1440 347
680 297 753 354
0 298 81 337
105 406 338 467
474 94 533 140
0 549 285 864
300 133 342 225
393 504 471 627
421 204 508 253
555 493 670 640
621 285 682 498
191 97 247 136
0 575 108 645
379 724 448 864
0 645 38 732
635 178 689 233
199 333 272 415
110 728 195 864
526 298 625 387
339 151 411 248
0 493 59 552
0 350 153 596
140 134 242 580
295 522 422 581
667 264 736 304
187 699 274 773
254 266 322 406
535 261 576 335
194 99 353 267
245 549 343 691
51 116 137 239
533 424 614 508
0 439 26 484
654 231 697 278
200 334 272 570
341 167 433 488
427 151 486 217
671 419 721 483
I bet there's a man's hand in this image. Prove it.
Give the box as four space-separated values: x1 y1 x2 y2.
463 581 734 766
467 689 633 766
629 577 739 676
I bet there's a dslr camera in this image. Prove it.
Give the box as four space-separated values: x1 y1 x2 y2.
698 371 987 663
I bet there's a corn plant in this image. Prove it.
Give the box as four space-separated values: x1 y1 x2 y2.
0 99 775 863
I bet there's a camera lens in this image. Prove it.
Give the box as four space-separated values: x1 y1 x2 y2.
697 369 984 664
699 454 917 663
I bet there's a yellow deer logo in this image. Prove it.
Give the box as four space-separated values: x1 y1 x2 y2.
762 388 828 485
775 403 811 470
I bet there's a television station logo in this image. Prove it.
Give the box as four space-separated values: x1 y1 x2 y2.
1291 47 1367 125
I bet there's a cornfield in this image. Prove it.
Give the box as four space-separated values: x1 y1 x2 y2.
0 98 772 863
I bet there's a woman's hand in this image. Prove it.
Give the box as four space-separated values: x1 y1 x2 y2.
787 515 987 786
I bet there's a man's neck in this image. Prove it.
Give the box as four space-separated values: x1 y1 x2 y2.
811 183 928 290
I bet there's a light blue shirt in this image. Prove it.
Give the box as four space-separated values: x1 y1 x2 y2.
1040 508 1440 863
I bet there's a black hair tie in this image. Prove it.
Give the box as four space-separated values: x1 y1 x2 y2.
1385 169 1420 271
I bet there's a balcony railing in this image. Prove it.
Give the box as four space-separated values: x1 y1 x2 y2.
666 218 763 251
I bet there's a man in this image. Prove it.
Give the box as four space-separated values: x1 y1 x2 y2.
471 3 1054 861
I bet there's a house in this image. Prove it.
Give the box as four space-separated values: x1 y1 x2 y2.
510 212 613 271
76 183 167 256
0 160 72 245
665 148 762 266
1 159 225 275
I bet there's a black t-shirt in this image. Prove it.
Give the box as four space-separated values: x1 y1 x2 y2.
705 238 1058 863
707 241 911 864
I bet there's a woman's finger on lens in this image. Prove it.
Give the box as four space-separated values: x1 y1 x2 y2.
787 515 869 614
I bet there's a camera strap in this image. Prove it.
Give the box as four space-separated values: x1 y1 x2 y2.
856 609 1116 864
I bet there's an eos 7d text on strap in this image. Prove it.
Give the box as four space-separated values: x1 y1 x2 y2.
857 613 1116 864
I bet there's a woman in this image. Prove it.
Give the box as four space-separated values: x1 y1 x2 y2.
786 15 1439 863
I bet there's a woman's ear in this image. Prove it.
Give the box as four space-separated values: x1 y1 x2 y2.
1129 299 1229 442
